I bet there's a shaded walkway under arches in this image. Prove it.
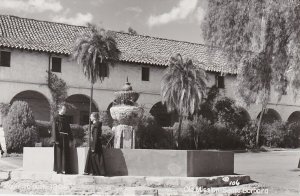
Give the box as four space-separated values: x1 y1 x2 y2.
10 90 50 121
150 102 178 127
236 107 251 128
257 108 282 124
66 94 99 125
287 111 300 124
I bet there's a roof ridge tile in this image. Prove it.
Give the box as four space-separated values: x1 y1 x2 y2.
0 14 237 74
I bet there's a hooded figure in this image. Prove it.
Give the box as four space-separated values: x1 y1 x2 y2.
84 112 106 175
52 105 73 174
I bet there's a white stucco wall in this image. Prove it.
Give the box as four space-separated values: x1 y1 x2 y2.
1 48 300 123
0 49 163 122
220 74 300 121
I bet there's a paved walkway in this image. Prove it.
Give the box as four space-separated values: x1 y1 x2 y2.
0 156 23 195
0 156 22 171
0 150 300 195
235 149 300 195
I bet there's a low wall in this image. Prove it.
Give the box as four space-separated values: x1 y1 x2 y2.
23 147 234 177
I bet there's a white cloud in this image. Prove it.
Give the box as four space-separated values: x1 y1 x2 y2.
0 0 63 13
52 13 93 26
125 6 142 14
124 6 142 17
195 6 205 24
148 0 198 27
90 0 103 6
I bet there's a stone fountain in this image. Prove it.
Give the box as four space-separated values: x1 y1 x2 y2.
21 82 235 179
110 79 144 149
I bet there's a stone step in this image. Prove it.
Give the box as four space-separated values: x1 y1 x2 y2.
10 170 251 188
1 178 262 196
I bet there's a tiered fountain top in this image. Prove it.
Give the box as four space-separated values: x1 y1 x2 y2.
113 78 139 106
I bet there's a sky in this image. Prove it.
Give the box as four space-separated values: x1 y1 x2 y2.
0 0 208 44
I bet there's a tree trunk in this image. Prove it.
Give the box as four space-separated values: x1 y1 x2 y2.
177 116 183 149
194 135 198 150
88 83 94 148
256 105 265 147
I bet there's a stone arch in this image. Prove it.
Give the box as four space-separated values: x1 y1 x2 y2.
107 102 114 116
107 102 113 111
238 107 251 121
66 94 99 125
236 107 251 128
10 90 51 121
149 102 178 127
257 108 282 124
287 111 300 124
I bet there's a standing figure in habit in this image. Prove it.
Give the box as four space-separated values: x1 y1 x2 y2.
84 112 106 175
52 104 73 174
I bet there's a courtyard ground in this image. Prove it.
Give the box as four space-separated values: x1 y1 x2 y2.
235 149 300 195
0 149 299 195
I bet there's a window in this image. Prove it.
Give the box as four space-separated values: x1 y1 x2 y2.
0 51 11 67
51 57 61 72
142 67 150 81
216 74 225 88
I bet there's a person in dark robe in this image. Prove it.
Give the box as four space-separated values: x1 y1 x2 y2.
52 104 73 174
84 112 106 175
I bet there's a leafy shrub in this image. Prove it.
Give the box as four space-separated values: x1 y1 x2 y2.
82 124 89 147
136 113 172 149
188 116 211 149
70 124 85 139
236 121 259 149
40 137 53 147
99 110 113 127
236 120 299 148
36 120 85 147
0 102 10 117
260 121 299 148
101 126 114 148
198 93 249 130
162 126 175 148
36 120 51 138
285 122 300 148
173 120 193 149
3 101 38 153
214 97 250 129
198 85 219 123
70 124 85 147
46 71 68 119
202 123 244 150
261 121 286 147
81 125 114 148
171 116 244 150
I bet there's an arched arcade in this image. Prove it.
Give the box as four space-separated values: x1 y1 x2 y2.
10 90 51 121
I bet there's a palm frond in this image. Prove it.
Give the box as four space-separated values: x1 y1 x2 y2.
72 24 120 84
161 53 208 117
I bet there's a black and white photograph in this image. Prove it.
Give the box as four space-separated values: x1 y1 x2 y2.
0 0 299 195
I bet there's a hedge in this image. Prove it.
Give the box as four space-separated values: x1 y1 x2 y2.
3 101 38 153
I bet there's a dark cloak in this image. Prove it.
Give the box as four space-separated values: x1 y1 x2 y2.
52 114 73 174
84 121 105 175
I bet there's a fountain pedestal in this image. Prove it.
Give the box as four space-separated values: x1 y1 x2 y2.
22 147 234 177
113 125 135 149
110 81 143 149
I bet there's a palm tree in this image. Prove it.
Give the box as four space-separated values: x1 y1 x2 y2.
161 53 207 148
72 24 119 146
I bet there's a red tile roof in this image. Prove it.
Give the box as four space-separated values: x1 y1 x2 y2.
0 15 237 74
